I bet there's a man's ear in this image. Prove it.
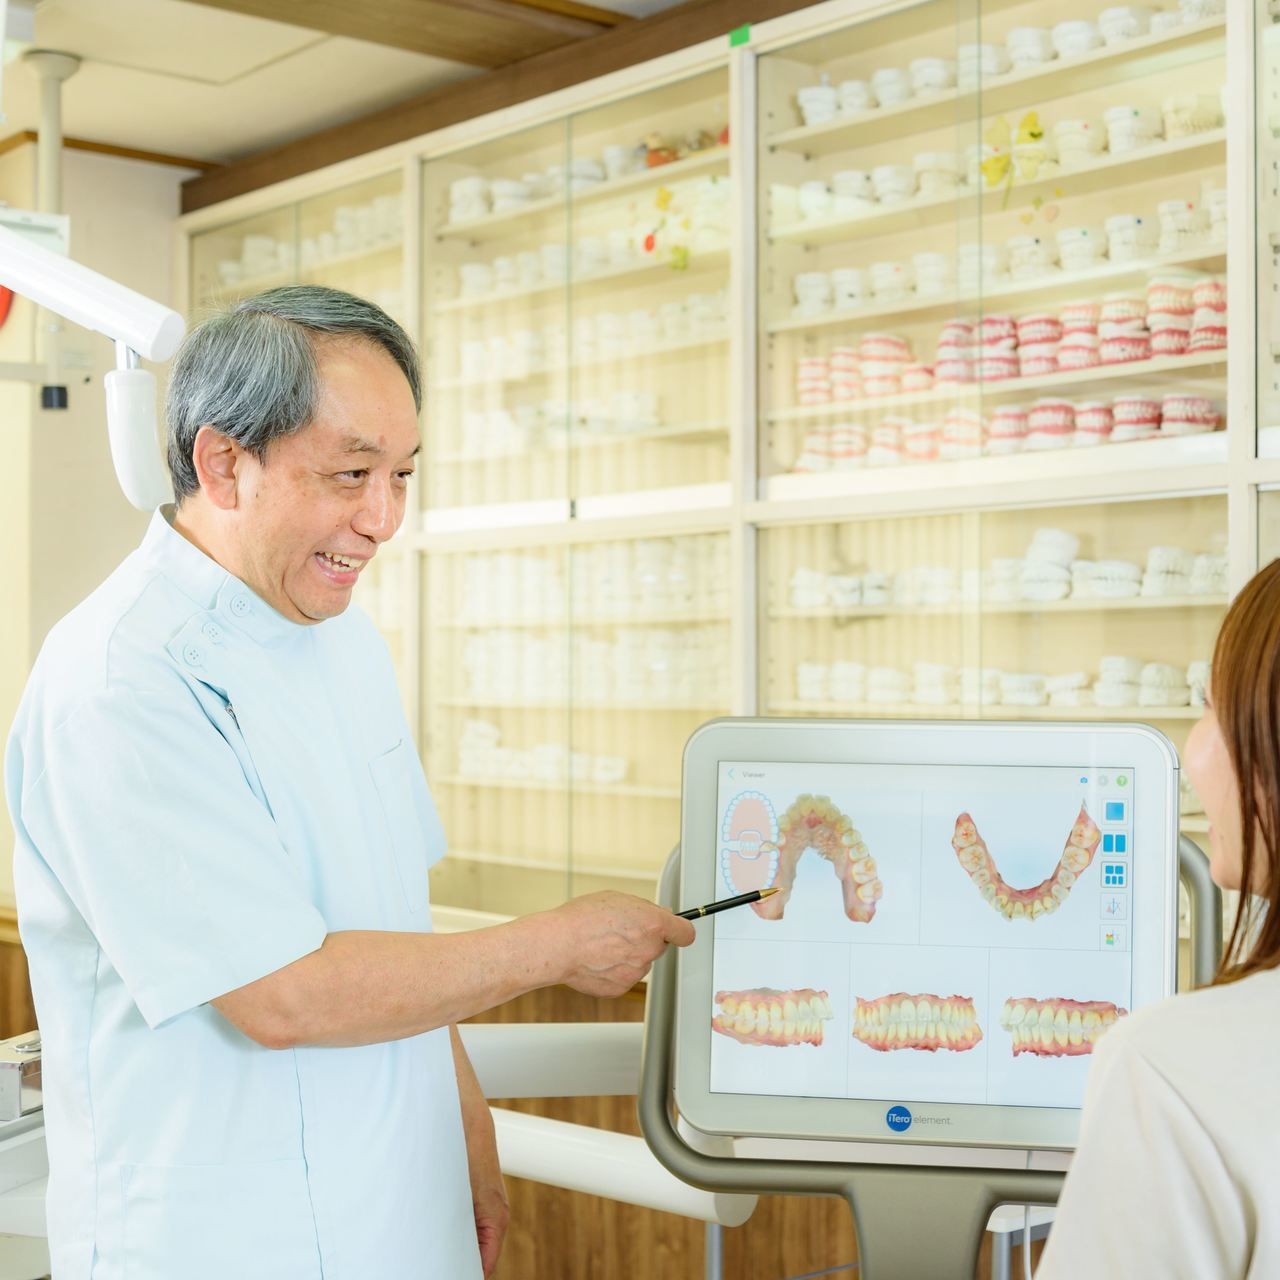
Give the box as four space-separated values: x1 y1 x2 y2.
190 426 243 510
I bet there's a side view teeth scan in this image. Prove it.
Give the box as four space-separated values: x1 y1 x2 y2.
1000 997 1127 1057
712 988 835 1047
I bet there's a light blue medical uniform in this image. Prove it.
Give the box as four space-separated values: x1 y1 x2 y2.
4 508 483 1279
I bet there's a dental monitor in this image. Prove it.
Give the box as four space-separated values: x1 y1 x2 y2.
673 719 1179 1152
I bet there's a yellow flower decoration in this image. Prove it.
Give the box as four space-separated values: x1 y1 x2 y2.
655 186 674 211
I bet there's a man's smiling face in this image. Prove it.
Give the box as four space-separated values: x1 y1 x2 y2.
230 337 420 624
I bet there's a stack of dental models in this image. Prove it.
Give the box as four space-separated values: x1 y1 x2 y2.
795 653 1211 712
450 174 729 298
458 539 730 623
786 538 1224 613
783 207 1223 314
463 626 728 704
457 720 629 786
456 289 727 384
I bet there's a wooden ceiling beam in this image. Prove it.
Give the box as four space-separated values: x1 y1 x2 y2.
182 0 819 213
185 0 614 69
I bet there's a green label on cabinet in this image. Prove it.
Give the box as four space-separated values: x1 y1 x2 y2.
728 23 751 46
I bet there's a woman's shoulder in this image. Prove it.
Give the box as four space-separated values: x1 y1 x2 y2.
1101 965 1280 1087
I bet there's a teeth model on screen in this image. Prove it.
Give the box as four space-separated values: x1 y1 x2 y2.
852 994 983 1053
720 791 884 922
951 804 1101 921
712 988 835 1047
1000 997 1127 1057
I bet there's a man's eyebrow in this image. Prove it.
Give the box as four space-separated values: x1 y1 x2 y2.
337 435 383 456
337 436 422 462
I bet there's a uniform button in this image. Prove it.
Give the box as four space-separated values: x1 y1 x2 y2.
183 645 204 667
230 596 252 617
202 621 223 643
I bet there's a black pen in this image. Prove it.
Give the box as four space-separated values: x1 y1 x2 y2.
677 887 780 920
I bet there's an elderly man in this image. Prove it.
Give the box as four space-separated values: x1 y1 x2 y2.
4 286 695 1279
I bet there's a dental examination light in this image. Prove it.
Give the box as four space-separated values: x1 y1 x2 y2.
0 218 185 510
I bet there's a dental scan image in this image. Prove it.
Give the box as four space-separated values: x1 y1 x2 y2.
710 760 1135 1111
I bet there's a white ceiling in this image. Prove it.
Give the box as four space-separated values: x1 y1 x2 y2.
0 0 484 163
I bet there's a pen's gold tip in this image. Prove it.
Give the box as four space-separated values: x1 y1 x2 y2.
759 887 780 898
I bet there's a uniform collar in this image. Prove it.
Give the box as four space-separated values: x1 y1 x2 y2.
143 504 317 647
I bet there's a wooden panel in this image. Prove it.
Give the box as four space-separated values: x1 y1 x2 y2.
186 0 610 68
468 986 1041 1278
0 943 37 1043
180 0 819 213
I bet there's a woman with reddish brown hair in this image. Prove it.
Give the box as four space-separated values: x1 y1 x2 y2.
1037 559 1280 1276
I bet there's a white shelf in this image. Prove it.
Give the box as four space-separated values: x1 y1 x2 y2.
434 421 729 464
432 330 729 391
761 430 1228 515
439 775 680 800
438 696 726 711
435 147 730 244
440 611 729 629
769 700 1202 721
769 131 1226 249
767 247 1228 337
434 247 729 314
771 596 1228 620
766 17 1226 157
767 351 1227 423
446 848 657 883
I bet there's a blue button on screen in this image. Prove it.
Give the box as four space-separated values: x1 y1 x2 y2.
1105 801 1126 822
1115 833 1127 853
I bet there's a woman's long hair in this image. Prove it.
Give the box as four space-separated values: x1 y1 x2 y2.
1212 558 1280 982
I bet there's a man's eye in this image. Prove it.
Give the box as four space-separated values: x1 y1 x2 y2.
395 470 415 482
338 470 367 481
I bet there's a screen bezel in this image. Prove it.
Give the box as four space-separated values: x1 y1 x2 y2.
673 718 1180 1152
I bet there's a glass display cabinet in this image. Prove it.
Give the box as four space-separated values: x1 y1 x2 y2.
420 68 732 515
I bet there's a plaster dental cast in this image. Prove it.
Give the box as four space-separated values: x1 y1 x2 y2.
1037 559 1280 1277
4 286 695 1280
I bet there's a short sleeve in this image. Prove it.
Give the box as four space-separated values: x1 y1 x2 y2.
19 685 328 1029
1035 1025 1248 1277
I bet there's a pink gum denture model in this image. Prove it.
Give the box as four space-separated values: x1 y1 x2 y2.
951 803 1101 920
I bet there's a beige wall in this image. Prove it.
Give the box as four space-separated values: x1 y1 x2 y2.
1 146 195 905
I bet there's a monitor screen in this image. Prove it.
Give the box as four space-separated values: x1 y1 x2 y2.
709 759 1136 1114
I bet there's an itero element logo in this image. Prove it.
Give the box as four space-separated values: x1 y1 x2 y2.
885 1105 912 1133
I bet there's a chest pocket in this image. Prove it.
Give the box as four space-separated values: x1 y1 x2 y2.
368 739 442 915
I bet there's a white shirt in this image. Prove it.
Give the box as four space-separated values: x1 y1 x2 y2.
4 508 482 1279
1037 966 1280 1277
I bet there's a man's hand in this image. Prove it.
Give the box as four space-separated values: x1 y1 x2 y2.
450 1028 509 1277
542 892 696 998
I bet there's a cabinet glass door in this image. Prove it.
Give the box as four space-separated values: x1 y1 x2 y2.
422 546 572 918
565 69 732 505
421 120 572 512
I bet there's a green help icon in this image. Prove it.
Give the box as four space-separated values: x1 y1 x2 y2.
1117 775 1129 788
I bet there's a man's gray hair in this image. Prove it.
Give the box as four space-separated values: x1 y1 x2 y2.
165 285 421 502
